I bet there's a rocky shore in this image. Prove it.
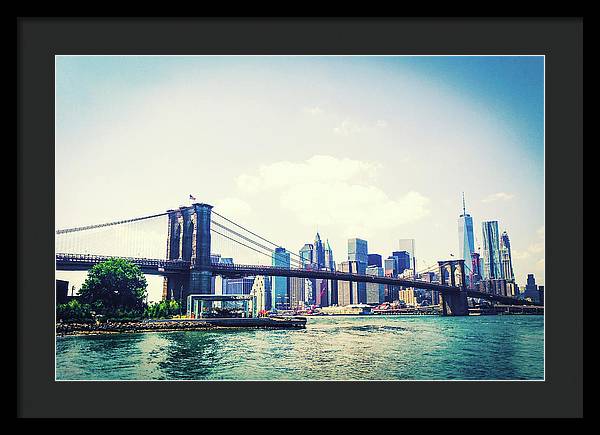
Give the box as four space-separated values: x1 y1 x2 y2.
57 316 307 336
56 320 216 336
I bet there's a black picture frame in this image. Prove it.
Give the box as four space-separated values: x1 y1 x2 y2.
17 17 583 419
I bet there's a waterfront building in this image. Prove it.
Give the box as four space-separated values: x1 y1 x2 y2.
398 288 417 307
538 285 544 305
368 253 382 267
392 251 411 274
289 276 305 310
314 278 329 307
272 247 290 310
348 238 368 303
224 277 255 295
251 276 272 314
398 239 416 275
304 277 315 306
481 221 502 279
337 260 359 306
458 193 475 277
384 257 399 302
365 265 385 304
522 273 540 303
500 231 515 281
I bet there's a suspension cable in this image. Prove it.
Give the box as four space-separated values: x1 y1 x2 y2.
56 212 169 235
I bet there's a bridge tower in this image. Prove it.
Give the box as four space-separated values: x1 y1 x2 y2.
438 259 469 316
162 203 213 310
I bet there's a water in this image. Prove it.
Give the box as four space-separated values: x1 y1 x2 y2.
56 315 544 381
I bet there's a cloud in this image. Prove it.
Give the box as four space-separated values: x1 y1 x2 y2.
235 155 430 236
376 119 388 128
333 120 364 136
236 155 379 194
481 192 515 203
303 106 324 116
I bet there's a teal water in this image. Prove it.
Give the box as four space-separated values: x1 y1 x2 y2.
56 315 544 381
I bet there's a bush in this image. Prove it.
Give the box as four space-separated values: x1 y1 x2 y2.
56 299 93 322
144 300 180 319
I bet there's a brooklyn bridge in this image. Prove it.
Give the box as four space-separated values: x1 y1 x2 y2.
56 202 537 316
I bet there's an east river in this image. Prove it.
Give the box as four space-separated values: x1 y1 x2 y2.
56 315 544 381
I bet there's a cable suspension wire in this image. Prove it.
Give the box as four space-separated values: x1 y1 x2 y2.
56 211 169 234
212 221 279 257
210 227 302 267
211 210 304 261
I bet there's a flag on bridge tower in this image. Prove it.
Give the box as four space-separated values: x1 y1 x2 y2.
189 194 197 201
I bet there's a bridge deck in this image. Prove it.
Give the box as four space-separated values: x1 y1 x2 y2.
55 253 536 305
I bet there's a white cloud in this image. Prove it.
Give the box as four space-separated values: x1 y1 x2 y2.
236 155 379 194
235 155 430 237
481 192 515 203
376 119 388 128
333 119 364 136
303 106 324 116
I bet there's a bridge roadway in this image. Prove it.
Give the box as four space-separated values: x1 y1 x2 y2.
55 253 534 306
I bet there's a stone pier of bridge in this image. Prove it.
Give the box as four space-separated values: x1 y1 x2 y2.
161 203 213 311
438 260 469 316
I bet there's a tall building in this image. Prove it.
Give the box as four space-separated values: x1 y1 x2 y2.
289 277 305 310
272 247 290 309
384 257 399 302
368 253 382 267
299 243 314 265
391 251 411 274
522 273 540 302
458 193 475 276
324 239 336 271
314 233 326 269
314 278 329 307
500 231 515 281
398 239 416 276
481 221 502 279
365 265 385 304
251 276 271 314
337 261 359 306
470 252 482 287
348 238 368 303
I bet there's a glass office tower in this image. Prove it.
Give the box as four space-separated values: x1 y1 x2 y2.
272 247 290 309
458 194 475 275
481 221 502 279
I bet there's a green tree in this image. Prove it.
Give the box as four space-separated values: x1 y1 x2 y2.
56 299 92 321
78 258 147 314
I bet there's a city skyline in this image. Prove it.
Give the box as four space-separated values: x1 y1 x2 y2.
55 55 545 301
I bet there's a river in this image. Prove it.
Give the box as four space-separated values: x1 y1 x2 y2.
56 314 543 381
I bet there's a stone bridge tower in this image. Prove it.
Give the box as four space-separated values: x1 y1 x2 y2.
438 259 469 316
162 203 213 310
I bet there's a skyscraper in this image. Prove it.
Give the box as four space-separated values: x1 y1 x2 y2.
365 265 385 304
500 231 515 281
368 253 382 267
324 239 335 271
458 193 475 276
314 233 326 269
398 239 416 276
481 221 502 279
272 247 290 309
348 238 368 303
299 243 314 266
337 261 359 306
391 251 411 274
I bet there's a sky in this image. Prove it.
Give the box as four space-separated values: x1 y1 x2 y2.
55 56 544 302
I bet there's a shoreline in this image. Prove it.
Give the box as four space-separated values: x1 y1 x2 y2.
57 317 307 336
